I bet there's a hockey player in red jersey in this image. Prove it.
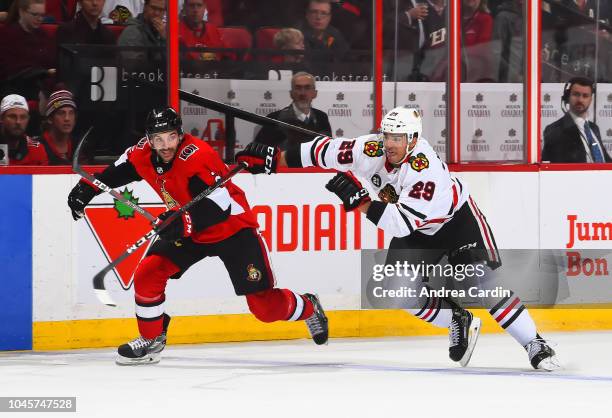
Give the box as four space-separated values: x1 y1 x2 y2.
67 108 328 365
236 106 560 371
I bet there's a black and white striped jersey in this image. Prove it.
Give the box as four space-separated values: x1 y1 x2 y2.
298 134 469 238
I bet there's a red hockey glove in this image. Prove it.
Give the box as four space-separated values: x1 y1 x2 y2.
155 210 193 241
325 172 371 211
235 142 279 174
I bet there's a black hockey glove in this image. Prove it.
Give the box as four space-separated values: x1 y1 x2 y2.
155 210 193 241
235 142 279 174
325 172 371 211
67 182 98 220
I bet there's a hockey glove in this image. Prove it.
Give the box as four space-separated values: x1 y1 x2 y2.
155 210 193 241
325 172 371 211
235 142 279 174
67 182 98 220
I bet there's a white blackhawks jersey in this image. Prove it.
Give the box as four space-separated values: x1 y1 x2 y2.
299 134 469 238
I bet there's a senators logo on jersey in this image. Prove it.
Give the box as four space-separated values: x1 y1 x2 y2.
363 140 384 158
246 264 262 282
409 153 429 172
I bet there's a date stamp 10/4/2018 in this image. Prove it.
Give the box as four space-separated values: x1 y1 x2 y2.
0 397 76 412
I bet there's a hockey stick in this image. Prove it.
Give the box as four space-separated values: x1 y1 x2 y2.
72 127 157 222
127 75 325 137
179 89 323 137
92 162 247 307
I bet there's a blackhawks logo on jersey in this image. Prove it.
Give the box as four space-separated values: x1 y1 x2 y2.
378 184 399 203
409 153 429 172
363 140 384 157
246 264 262 282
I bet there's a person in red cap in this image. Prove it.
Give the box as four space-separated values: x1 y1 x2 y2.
0 94 49 165
38 89 80 165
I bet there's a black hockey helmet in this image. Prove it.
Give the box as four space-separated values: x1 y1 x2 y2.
145 107 183 139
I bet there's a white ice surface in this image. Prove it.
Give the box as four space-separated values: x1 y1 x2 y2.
1 331 611 418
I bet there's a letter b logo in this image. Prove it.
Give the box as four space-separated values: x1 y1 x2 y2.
91 67 117 102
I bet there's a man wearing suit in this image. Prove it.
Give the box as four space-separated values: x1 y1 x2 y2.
255 72 332 150
543 77 611 163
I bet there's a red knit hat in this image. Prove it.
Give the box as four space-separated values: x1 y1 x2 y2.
46 90 77 117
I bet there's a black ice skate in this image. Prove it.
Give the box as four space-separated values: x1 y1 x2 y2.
116 314 171 365
304 294 329 345
524 334 560 371
448 308 481 367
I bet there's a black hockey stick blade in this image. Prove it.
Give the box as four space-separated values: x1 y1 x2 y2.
92 162 247 306
72 127 156 222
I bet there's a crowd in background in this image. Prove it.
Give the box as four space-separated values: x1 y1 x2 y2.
1 0 611 164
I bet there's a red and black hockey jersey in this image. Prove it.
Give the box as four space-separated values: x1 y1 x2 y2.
94 134 258 243
4 136 50 165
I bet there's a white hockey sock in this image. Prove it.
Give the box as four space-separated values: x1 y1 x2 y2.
489 293 536 346
406 296 452 328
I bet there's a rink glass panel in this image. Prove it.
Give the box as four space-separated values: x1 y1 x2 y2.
540 0 612 160
177 0 376 163
459 0 526 162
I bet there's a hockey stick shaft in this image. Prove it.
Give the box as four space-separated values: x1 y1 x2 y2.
127 75 325 137
72 128 157 223
179 89 323 137
92 162 247 306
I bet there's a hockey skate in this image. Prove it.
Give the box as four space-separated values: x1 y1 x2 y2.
449 308 481 367
116 314 171 366
304 294 329 345
525 334 560 371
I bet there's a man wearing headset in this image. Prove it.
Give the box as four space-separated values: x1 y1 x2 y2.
543 77 611 163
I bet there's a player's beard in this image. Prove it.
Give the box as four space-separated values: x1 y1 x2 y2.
157 146 177 163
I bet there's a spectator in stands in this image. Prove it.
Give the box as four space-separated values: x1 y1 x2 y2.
57 0 116 48
46 0 78 23
254 72 332 150
0 0 56 100
0 0 14 22
329 0 371 49
543 77 611 163
179 0 226 61
410 0 448 81
564 0 601 20
102 0 143 25
38 89 80 165
274 28 305 63
297 0 349 62
383 0 427 54
493 0 523 82
462 0 494 82
463 0 492 45
118 0 166 48
179 0 223 25
0 94 49 165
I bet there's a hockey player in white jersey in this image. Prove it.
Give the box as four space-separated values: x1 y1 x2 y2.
236 106 560 371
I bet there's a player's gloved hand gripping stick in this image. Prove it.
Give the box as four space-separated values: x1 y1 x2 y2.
71 129 248 306
71 127 158 223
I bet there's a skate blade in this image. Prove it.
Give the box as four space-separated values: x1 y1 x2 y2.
115 353 161 366
535 355 561 372
459 317 481 367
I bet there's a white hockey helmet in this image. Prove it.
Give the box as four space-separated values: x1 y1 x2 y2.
380 106 422 155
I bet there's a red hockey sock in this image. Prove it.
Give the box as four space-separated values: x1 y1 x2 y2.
246 288 314 323
133 255 179 339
